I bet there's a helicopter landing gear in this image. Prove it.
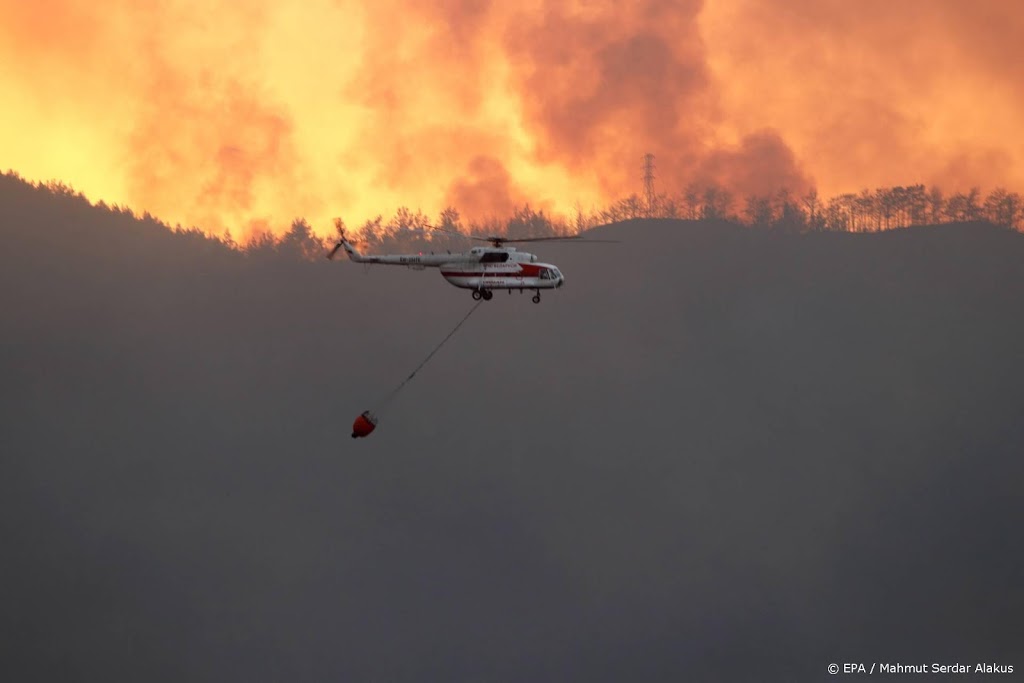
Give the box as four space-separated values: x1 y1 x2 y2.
473 289 493 301
482 290 493 301
532 292 541 304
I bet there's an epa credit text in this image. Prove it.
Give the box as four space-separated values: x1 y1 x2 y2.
828 662 1013 675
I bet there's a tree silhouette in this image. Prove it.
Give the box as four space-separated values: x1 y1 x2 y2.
585 177 1023 233
277 219 324 260
856 190 875 232
656 193 678 219
928 186 945 224
507 204 546 239
983 188 1023 229
246 230 278 258
907 184 928 226
965 187 983 221
437 206 462 233
683 183 701 220
944 191 970 222
771 188 804 233
824 195 848 232
573 201 590 233
744 194 773 227
803 188 823 232
700 185 733 221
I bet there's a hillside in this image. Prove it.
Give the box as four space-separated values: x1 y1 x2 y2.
2 175 1023 681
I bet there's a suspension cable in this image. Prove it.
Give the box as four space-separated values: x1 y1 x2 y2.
373 300 483 412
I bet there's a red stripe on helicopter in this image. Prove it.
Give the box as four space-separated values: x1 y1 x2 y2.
438 270 536 274
441 264 545 277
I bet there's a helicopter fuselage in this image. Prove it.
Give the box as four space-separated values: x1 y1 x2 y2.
438 247 564 292
439 261 564 291
335 241 564 302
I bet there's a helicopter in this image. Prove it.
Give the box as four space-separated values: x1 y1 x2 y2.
327 226 613 303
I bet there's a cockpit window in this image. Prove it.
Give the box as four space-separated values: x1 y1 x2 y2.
479 252 510 263
539 268 552 279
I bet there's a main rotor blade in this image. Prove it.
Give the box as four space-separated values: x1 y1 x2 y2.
475 235 620 244
425 225 468 239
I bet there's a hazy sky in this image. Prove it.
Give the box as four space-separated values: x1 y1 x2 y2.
3 0 1022 237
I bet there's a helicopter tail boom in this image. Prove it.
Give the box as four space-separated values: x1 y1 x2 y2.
327 235 371 262
339 237 365 262
328 236 468 268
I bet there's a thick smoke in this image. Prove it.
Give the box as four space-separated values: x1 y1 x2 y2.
443 156 530 220
1 0 1021 235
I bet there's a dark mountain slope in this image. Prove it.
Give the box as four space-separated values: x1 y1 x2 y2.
2 175 1022 681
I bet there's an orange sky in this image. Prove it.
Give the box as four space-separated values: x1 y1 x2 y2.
2 0 1021 239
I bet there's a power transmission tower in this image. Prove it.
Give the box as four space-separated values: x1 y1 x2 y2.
643 153 656 217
